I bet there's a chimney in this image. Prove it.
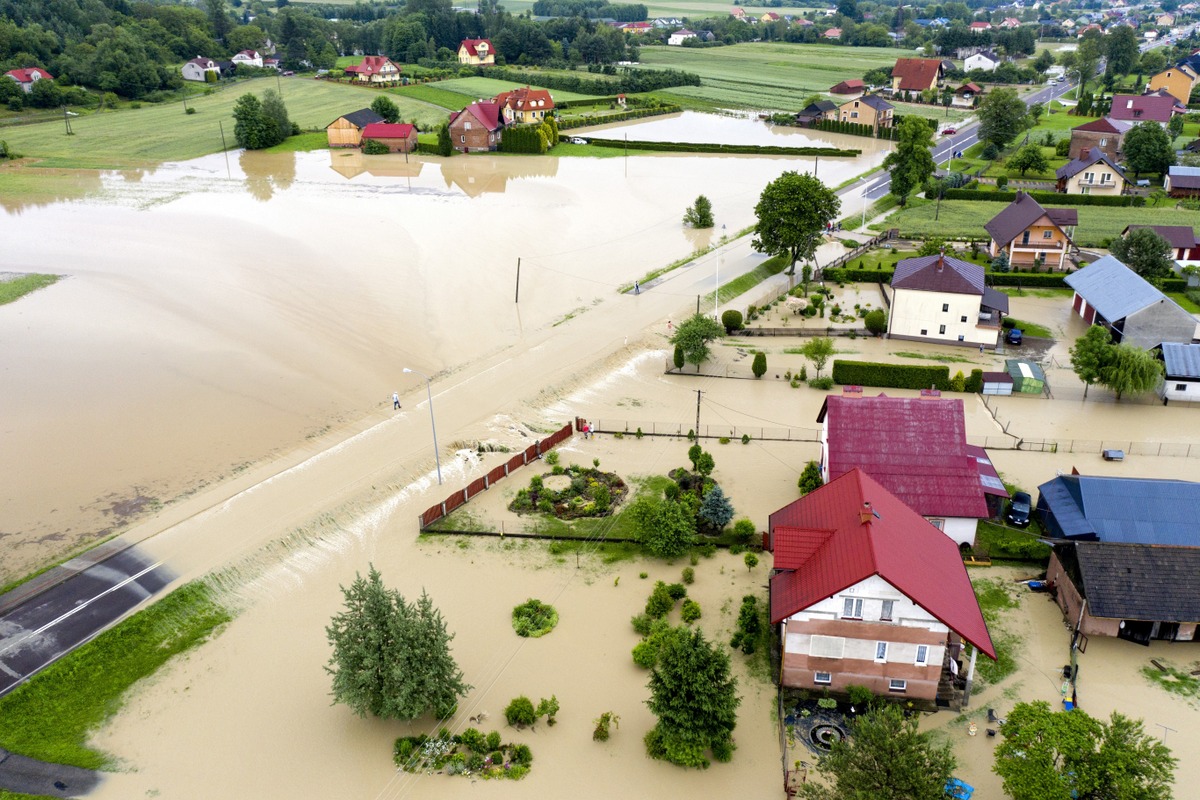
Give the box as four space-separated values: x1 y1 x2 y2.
860 501 873 525
936 250 946 271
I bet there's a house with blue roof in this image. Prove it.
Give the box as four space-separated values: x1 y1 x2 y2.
1063 255 1199 351
1035 474 1200 545
1159 342 1200 404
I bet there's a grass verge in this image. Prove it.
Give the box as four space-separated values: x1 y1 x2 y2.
1140 659 1200 704
0 274 60 306
0 581 232 769
620 224 755 293
262 130 329 153
892 350 976 364
1004 318 1054 339
975 521 1050 563
971 576 1021 688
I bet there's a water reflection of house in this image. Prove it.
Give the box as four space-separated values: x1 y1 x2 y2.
766 468 996 709
439 155 557 197
328 151 424 180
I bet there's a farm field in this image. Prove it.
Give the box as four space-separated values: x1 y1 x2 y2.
0 78 450 169
635 42 917 110
423 76 602 103
876 198 1200 248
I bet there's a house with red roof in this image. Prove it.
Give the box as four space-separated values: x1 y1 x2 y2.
345 55 402 84
829 79 864 95
1109 92 1184 126
887 253 1010 347
890 57 942 93
492 86 555 125
458 38 496 65
1068 117 1131 160
360 122 418 153
823 27 843 39
968 20 992 31
232 50 263 68
767 469 996 705
448 101 503 152
4 67 53 93
815 392 1007 546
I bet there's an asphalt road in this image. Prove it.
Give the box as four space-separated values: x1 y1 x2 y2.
0 548 172 697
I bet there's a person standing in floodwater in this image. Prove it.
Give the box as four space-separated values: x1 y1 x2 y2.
393 392 401 410
634 281 640 294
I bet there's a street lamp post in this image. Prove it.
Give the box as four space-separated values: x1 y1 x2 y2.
403 367 442 485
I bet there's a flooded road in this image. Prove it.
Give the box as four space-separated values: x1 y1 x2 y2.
0 140 888 582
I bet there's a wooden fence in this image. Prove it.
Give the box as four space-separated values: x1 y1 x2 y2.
417 422 573 529
589 419 821 443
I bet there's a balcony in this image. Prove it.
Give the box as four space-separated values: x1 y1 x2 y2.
1011 240 1067 251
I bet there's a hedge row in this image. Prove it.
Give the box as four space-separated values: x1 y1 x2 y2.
825 267 1186 292
812 119 893 140
578 138 860 157
832 360 951 391
500 123 551 154
558 106 680 129
938 188 1140 207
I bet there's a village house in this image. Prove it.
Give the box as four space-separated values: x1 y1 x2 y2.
1165 165 1200 198
493 86 555 125
984 192 1077 270
325 108 387 148
1063 255 1200 350
952 82 982 108
760 11 781 22
1055 148 1128 195
181 57 222 82
1121 224 1200 263
1147 63 1198 105
1037 473 1200 545
890 57 942 93
815 392 1006 546
886 253 1010 348
619 22 653 34
4 67 53 93
835 94 894 129
823 27 843 39
667 29 697 45
344 55 402 84
767 468 996 706
964 49 1001 72
1108 92 1182 126
829 79 864 95
232 50 263 68
1159 342 1200 403
360 122 418 153
447 101 503 152
1048 541 1200 644
1068 117 1130 160
795 99 837 126
999 17 1022 28
731 7 747 19
457 38 495 65
968 19 993 31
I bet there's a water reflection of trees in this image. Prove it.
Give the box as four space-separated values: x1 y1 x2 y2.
239 150 297 202
439 155 559 197
0 168 105 215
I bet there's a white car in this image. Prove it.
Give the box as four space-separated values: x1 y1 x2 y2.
570 137 587 145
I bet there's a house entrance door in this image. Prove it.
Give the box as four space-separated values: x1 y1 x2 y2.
1118 620 1152 646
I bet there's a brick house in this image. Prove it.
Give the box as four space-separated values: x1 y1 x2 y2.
1068 117 1131 160
984 191 1077 270
447 101 503 152
767 468 996 705
360 122 419 153
344 56 402 84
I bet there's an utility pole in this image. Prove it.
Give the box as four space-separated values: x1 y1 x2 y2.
696 294 701 315
514 257 521 303
62 106 73 136
695 389 702 438
218 120 228 151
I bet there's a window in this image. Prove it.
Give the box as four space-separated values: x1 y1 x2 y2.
851 111 859 119
815 672 832 685
881 600 894 621
460 135 465 143
465 122 472 130
1101 173 1111 183
843 598 864 619
1177 383 1188 391
939 324 946 334
958 334 965 341
1081 186 1091 194
916 644 929 665
942 303 950 312
1083 171 1094 183
920 328 928 336
889 679 908 692
1043 230 1054 239
960 316 968 323
929 518 945 530
875 642 888 662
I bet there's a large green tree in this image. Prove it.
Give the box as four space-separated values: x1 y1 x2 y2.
1111 228 1176 284
1105 25 1140 77
670 313 725 373
1069 324 1113 398
232 93 272 150
645 627 740 768
882 116 935 207
801 336 836 378
325 565 469 720
977 88 1030 149
994 701 1176 800
1008 143 1049 177
684 195 715 228
629 495 697 558
260 89 291 144
799 703 956 800
1123 122 1176 178
752 171 841 275
1098 343 1164 401
370 94 400 124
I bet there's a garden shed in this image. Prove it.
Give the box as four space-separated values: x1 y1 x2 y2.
981 371 1013 396
1005 360 1044 394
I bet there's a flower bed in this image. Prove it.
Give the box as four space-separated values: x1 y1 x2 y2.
509 464 627 519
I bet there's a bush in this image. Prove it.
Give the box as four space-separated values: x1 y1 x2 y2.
732 518 756 544
459 727 487 753
645 581 675 618
721 309 743 333
965 369 984 393
831 360 951 391
982 142 999 160
486 730 502 751
752 351 767 378
362 138 389 154
511 742 533 767
864 308 887 336
682 567 695 584
666 582 688 601
631 612 654 635
950 370 967 392
808 377 834 390
505 696 537 727
938 188 1137 207
593 711 619 742
512 598 559 638
680 599 702 624
846 684 874 708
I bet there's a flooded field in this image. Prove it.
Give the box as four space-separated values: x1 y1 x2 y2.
0 137 889 583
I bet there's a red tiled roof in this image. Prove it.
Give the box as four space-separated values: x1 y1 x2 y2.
830 79 864 93
957 82 983 94
449 101 503 131
815 394 990 519
1109 93 1181 122
459 38 494 56
361 122 416 139
493 85 555 112
892 58 941 90
767 469 996 658
824 27 842 37
5 67 53 83
345 56 399 76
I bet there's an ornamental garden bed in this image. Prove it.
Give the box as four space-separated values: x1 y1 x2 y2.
509 459 628 520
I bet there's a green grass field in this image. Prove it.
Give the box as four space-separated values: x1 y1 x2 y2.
0 274 60 305
635 42 917 111
394 83 475 111
0 78 450 169
427 76 602 103
877 198 1200 248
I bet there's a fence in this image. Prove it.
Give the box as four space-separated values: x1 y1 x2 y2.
734 327 868 338
417 422 573 529
968 435 1200 457
590 419 821 443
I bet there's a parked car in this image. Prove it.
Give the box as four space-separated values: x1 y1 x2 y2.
941 127 957 135
569 137 587 145
1006 328 1023 346
1006 491 1032 528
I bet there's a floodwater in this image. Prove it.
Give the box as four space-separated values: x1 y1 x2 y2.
0 136 889 583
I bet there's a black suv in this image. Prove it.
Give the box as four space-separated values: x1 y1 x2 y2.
1006 491 1032 528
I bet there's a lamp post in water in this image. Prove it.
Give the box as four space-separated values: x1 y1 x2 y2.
403 367 442 485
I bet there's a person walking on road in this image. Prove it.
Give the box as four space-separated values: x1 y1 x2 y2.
393 392 401 410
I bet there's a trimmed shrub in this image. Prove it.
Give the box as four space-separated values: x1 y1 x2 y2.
831 360 951 391
680 599 702 624
362 138 390 155
965 369 984 393
505 696 537 727
721 309 743 333
940 188 1137 207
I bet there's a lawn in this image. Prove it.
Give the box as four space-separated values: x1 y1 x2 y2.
0 582 230 769
393 83 474 111
0 78 451 169
0 274 60 305
1028 108 1099 137
1169 291 1200 313
1004 318 1054 338
431 76 602 103
983 145 1065 180
634 42 917 111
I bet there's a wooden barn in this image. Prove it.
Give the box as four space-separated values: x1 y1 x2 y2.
325 109 386 149
360 122 419 153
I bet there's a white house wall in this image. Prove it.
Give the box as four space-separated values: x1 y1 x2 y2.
1161 376 1200 402
938 516 978 547
888 287 997 346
